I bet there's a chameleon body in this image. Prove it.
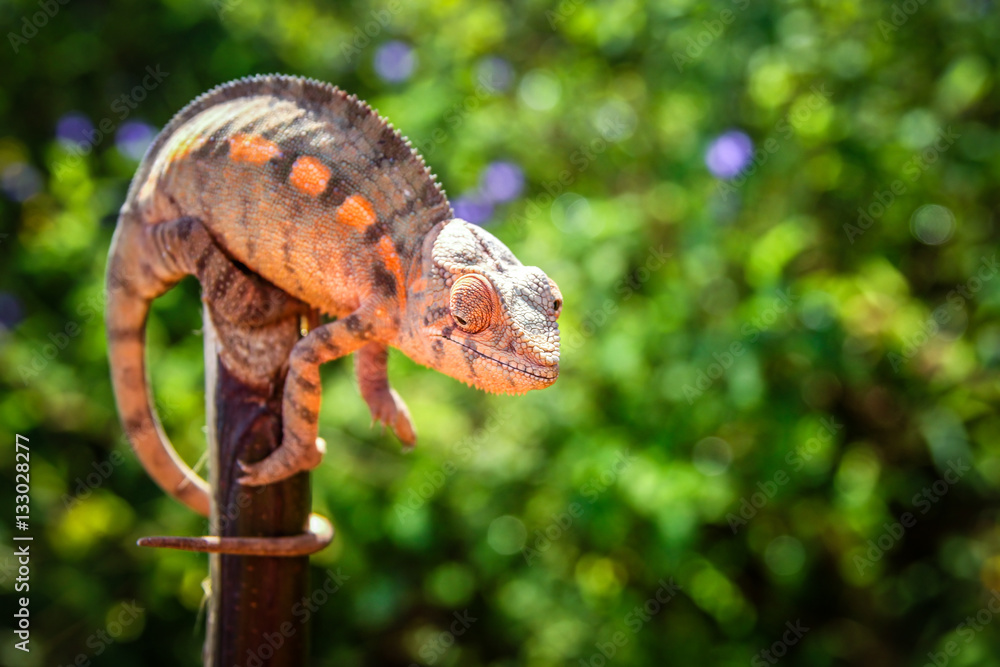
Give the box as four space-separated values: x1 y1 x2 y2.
106 75 562 516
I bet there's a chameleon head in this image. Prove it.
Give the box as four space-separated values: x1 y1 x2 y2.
398 219 562 395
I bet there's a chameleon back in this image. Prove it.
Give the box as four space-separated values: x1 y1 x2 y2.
128 75 452 313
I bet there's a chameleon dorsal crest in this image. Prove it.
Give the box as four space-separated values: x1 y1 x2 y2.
106 75 562 500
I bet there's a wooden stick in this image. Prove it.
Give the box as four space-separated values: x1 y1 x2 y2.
203 299 320 666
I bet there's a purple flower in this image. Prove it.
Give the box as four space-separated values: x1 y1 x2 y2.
1 163 41 202
374 41 416 83
453 193 494 225
705 130 754 179
480 161 524 203
0 292 23 330
56 112 94 146
116 121 157 161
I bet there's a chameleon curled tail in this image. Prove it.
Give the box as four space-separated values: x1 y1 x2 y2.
105 212 331 555
105 219 212 517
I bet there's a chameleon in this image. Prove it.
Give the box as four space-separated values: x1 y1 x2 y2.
105 74 562 519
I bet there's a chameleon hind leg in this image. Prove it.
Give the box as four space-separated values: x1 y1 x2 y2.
356 342 416 449
107 213 304 516
130 216 307 479
148 217 305 328
118 215 330 554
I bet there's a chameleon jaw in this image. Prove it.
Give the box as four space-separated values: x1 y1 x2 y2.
433 334 558 392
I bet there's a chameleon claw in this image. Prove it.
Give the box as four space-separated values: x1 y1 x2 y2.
360 382 417 450
237 437 326 487
236 462 269 487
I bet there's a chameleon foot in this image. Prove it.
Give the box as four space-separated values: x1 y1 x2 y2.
237 436 326 486
368 387 417 451
356 342 417 451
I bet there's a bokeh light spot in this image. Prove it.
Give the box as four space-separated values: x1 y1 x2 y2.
480 161 524 203
427 562 477 607
374 41 416 83
0 292 24 330
799 291 836 331
594 99 637 142
56 112 94 145
1 163 41 201
116 121 157 161
705 131 753 179
518 69 561 111
692 437 732 476
477 56 514 92
454 192 494 225
550 193 598 235
488 515 527 555
910 204 955 245
765 535 806 576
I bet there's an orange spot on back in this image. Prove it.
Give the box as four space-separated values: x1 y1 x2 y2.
377 235 406 308
336 195 377 229
289 156 331 197
229 133 282 165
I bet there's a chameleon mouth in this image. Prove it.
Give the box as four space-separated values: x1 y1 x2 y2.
435 335 558 383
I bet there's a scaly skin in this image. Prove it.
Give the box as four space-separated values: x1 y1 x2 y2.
106 75 562 514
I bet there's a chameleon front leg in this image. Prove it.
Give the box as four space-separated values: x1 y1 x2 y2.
356 342 416 449
237 308 380 487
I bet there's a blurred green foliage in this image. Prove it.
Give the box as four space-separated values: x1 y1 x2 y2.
2 0 1000 665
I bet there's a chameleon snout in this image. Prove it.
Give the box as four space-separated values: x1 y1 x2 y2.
528 343 560 369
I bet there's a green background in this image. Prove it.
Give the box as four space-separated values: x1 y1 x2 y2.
2 0 1000 665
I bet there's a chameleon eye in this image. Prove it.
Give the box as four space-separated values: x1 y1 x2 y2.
549 280 563 318
449 274 495 334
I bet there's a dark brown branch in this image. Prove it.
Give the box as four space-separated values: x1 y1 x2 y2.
203 299 322 667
